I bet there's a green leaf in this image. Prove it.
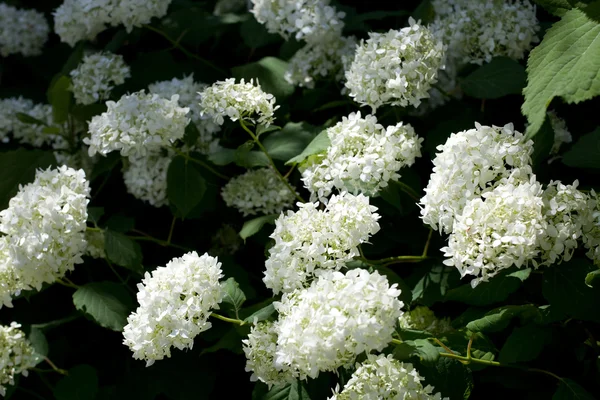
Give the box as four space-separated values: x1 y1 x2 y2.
466 305 541 333
104 230 143 274
239 214 278 241
553 378 596 400
167 156 207 218
235 141 270 168
444 268 531 306
183 122 200 147
542 258 600 322
0 149 56 210
419 357 474 400
208 148 236 166
28 327 48 366
256 124 281 137
533 0 589 16
499 324 552 364
232 57 295 100
585 269 600 288
201 327 244 355
221 277 247 319
47 75 73 124
410 263 461 306
243 303 276 324
254 380 311 400
372 265 413 307
53 365 99 400
393 339 440 364
285 130 329 165
15 112 48 126
262 122 319 161
60 42 86 75
72 282 134 331
87 207 105 225
562 127 600 169
522 6 600 138
461 57 526 99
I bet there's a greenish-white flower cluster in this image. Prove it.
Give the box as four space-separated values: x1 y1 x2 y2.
70 52 131 105
583 191 600 266
398 306 453 337
123 150 173 207
0 3 49 57
0 322 38 397
84 230 106 259
547 110 572 156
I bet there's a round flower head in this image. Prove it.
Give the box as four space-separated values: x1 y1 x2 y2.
0 322 38 397
53 0 113 47
250 0 345 43
85 90 190 157
84 229 106 259
420 123 534 234
123 252 224 366
274 269 404 380
328 354 447 400
398 306 453 337
123 150 173 208
547 110 572 156
264 192 380 294
243 321 296 388
582 190 600 266
199 78 279 127
345 19 445 112
301 112 422 201
221 168 296 217
0 4 49 57
285 35 357 89
0 166 90 306
149 75 221 155
442 174 546 287
430 0 539 65
70 52 131 105
110 0 172 32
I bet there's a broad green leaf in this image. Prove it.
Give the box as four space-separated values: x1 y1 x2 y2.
522 6 600 138
209 148 236 166
235 141 270 168
104 230 143 274
28 327 48 366
461 57 526 99
585 269 600 288
0 149 56 210
393 339 440 364
444 268 531 306
183 122 200 147
47 75 73 124
533 0 590 16
221 278 247 319
562 127 600 169
232 57 294 100
240 214 278 241
499 324 552 364
553 378 596 400
285 130 329 165
54 365 99 400
15 112 48 126
73 282 134 331
542 258 600 322
254 380 311 400
167 156 206 218
87 207 105 225
409 263 461 306
466 305 541 333
262 122 319 161
243 303 276 323
419 357 474 400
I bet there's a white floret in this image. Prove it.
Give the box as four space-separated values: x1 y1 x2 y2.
0 4 49 57
70 52 131 105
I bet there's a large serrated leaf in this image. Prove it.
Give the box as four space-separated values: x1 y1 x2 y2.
466 305 541 333
499 324 552 363
167 156 207 218
418 357 474 400
221 277 247 320
232 57 294 100
104 229 143 274
73 282 134 331
444 268 531 306
253 380 311 400
461 57 526 99
262 122 319 161
285 130 329 165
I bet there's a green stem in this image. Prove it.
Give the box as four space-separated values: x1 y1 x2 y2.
31 313 81 331
56 279 80 290
239 119 305 203
394 181 420 202
358 255 428 267
128 235 193 252
86 226 103 232
167 216 177 245
422 228 433 258
172 147 229 180
211 313 245 325
143 25 227 77
43 357 68 375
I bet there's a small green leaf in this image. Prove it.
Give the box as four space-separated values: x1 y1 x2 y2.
208 148 236 166
553 378 596 400
461 57 526 99
221 278 247 319
232 57 294 100
15 112 48 126
183 122 200 147
499 324 552 363
262 122 319 161
253 380 311 400
104 230 143 274
409 263 461 306
244 303 276 323
466 305 541 333
167 156 207 218
73 282 135 331
235 141 270 168
53 365 99 400
285 130 329 165
562 127 600 169
393 339 440 364
256 124 281 137
201 328 244 355
239 214 278 241
28 327 48 366
47 75 73 124
585 269 600 288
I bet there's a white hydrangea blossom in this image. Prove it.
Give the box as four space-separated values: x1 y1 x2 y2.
328 354 447 400
53 0 114 47
0 322 38 397
243 321 296 388
70 52 131 105
221 168 296 216
0 166 90 306
398 306 453 337
420 123 534 234
430 0 539 65
547 110 572 156
274 269 404 380
85 91 190 157
582 191 600 266
301 112 422 201
123 252 224 366
285 35 357 89
345 19 445 112
149 75 221 155
84 230 106 259
442 175 546 287
110 0 172 32
123 150 173 207
0 4 49 57
264 192 380 294
199 78 279 127
250 0 345 43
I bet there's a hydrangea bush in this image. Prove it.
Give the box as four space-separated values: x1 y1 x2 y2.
1 0 599 399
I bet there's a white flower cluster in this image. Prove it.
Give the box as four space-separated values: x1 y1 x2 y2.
301 112 422 201
199 78 278 127
398 306 453 337
420 123 534 234
547 110 572 156
123 151 173 207
250 0 345 43
123 252 224 366
264 192 380 294
149 75 221 155
0 4 49 57
329 354 447 400
0 166 90 307
85 91 190 157
430 0 539 65
84 229 106 259
70 52 131 105
221 168 296 216
345 19 445 112
583 191 600 266
54 0 173 46
0 322 38 397
285 35 357 89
